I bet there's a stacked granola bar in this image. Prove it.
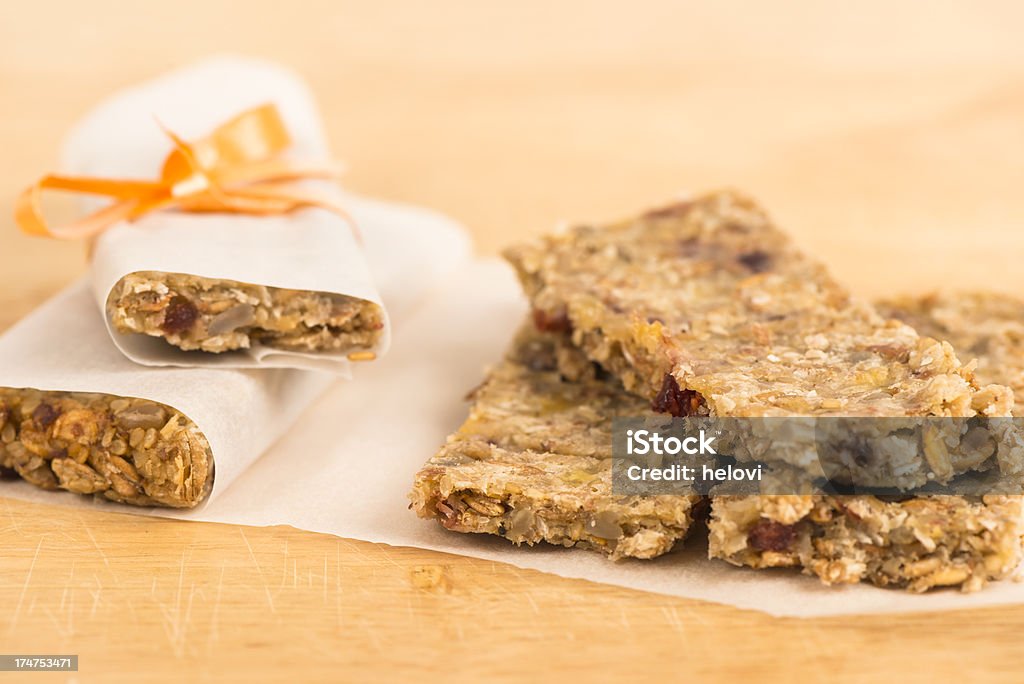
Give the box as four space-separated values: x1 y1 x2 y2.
108 272 385 354
707 292 1024 591
412 190 1024 592
411 325 703 559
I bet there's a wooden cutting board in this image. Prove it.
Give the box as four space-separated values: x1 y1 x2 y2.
2 2 1024 681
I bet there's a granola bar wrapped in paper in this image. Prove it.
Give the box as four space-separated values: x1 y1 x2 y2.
0 186 471 507
61 57 389 371
0 281 330 508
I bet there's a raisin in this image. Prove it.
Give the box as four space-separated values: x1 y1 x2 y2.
747 519 796 552
32 403 59 429
651 374 703 417
738 250 772 273
532 308 572 334
161 296 199 334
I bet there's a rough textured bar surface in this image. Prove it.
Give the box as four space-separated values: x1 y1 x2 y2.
0 388 212 507
410 325 702 560
505 190 1014 488
108 271 384 354
878 292 1024 415
709 491 1024 592
710 292 1024 592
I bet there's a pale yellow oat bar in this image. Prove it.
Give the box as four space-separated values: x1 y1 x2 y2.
709 492 1023 592
709 292 1024 592
108 271 384 354
505 191 1014 489
410 325 702 560
0 388 212 507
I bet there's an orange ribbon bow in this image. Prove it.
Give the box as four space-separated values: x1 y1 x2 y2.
15 103 355 242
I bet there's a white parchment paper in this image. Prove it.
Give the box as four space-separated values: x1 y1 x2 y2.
0 196 469 503
4 260 1024 617
63 56 390 372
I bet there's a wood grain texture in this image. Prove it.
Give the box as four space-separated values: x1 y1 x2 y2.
1 2 1024 681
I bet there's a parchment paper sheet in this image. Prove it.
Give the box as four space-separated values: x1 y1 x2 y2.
0 196 469 503
65 56 390 371
4 260 1024 617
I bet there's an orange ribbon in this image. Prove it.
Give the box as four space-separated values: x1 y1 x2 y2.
15 103 356 242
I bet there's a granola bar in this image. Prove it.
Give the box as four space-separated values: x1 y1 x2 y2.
0 388 212 507
708 491 1024 592
709 292 1024 592
504 191 1013 488
107 271 385 354
410 325 702 560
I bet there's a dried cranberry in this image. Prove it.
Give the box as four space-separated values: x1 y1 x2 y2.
747 519 796 552
161 296 199 334
738 250 772 273
32 403 59 429
532 308 572 334
651 374 703 417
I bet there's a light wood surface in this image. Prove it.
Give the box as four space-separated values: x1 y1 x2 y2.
2 2 1024 681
